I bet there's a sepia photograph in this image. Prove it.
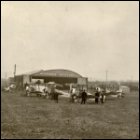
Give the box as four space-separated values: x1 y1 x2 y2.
1 1 139 139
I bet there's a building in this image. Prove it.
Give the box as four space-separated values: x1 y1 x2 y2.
15 69 88 90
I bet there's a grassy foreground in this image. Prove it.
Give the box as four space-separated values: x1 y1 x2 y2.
1 91 139 139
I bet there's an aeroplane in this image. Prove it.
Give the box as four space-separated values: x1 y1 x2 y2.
26 81 69 98
4 84 16 92
99 89 125 99
26 82 125 102
70 87 124 103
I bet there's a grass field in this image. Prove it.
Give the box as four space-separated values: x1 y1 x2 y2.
1 90 139 139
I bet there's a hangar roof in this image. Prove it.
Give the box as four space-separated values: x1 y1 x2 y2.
32 69 83 78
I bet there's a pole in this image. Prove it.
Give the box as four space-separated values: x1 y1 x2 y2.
14 64 16 82
106 70 108 90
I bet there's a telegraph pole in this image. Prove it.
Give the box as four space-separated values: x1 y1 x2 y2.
106 70 108 90
14 64 16 82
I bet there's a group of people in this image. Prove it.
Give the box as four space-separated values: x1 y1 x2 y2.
25 83 105 104
80 89 105 104
95 90 106 104
70 87 106 104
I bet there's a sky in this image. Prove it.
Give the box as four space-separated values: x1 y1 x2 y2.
1 1 139 81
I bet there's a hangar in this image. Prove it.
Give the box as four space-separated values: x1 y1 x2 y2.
15 69 88 90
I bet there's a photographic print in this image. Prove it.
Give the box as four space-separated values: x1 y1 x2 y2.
1 1 139 139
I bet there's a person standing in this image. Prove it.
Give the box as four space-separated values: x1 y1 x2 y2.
50 87 55 100
100 92 105 103
69 88 74 103
95 88 100 104
54 91 59 103
25 85 30 96
81 89 87 104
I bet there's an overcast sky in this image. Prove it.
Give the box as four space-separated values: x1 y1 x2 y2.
1 1 139 81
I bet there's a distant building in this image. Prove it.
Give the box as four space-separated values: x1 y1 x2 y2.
15 69 88 90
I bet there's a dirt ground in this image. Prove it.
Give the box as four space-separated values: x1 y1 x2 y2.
1 90 139 139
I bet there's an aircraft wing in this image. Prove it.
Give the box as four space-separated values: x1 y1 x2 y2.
87 92 95 98
55 89 70 97
105 91 119 96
